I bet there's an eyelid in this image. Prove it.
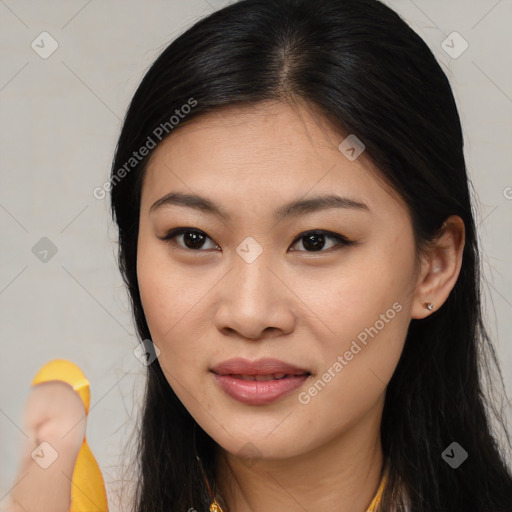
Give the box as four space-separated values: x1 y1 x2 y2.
158 227 220 251
158 227 354 253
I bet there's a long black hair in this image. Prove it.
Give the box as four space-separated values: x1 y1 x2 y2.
109 0 512 510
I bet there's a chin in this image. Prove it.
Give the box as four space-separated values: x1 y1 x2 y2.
202 420 311 462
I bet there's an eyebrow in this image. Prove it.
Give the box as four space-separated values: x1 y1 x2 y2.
149 191 371 221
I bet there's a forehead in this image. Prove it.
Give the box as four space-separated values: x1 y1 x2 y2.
141 100 404 218
147 100 354 170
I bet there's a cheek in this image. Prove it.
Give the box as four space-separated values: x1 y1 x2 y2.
137 249 171 336
295 274 411 443
137 233 189 333
312 243 413 336
136 239 215 383
304 239 415 390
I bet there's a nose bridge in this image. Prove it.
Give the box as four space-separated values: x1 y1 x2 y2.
214 237 287 335
213 232 298 340
232 236 274 298
224 237 283 316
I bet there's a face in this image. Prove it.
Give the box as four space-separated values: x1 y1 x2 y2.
137 100 418 460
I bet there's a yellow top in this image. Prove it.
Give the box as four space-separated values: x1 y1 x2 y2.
365 462 389 512
209 462 389 512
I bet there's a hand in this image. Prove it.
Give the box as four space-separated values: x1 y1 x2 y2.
4 381 87 512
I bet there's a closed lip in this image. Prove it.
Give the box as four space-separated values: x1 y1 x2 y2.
210 357 311 376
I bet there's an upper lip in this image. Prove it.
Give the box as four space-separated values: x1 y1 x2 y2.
210 357 310 376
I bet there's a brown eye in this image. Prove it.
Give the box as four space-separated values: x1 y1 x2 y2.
289 230 352 252
159 228 219 251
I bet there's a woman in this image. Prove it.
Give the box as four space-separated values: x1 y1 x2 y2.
111 0 512 510
7 0 512 511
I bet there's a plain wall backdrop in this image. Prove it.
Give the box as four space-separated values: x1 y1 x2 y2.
1 0 511 510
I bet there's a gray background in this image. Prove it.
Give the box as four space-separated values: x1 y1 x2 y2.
1 1 511 510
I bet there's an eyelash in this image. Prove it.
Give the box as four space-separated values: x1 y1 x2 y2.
158 227 353 253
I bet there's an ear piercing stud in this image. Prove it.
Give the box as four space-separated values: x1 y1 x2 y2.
424 302 434 311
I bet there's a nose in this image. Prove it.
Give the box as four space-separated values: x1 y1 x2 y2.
214 252 296 341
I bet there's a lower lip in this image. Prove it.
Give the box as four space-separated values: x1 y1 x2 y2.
212 373 310 405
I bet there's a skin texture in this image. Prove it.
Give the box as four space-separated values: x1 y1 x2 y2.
5 381 87 512
136 100 465 512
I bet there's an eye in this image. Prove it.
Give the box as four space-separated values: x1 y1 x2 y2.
158 227 220 251
159 227 353 253
289 230 353 253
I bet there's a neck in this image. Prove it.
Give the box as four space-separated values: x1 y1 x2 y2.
215 398 385 512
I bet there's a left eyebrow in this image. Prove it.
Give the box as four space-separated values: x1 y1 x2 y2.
273 194 371 221
149 191 371 221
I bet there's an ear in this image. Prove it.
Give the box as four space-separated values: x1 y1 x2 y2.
411 215 465 319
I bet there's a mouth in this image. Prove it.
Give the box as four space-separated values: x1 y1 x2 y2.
225 372 310 381
210 358 312 405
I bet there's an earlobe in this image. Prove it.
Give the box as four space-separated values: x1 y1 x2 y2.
411 215 465 319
